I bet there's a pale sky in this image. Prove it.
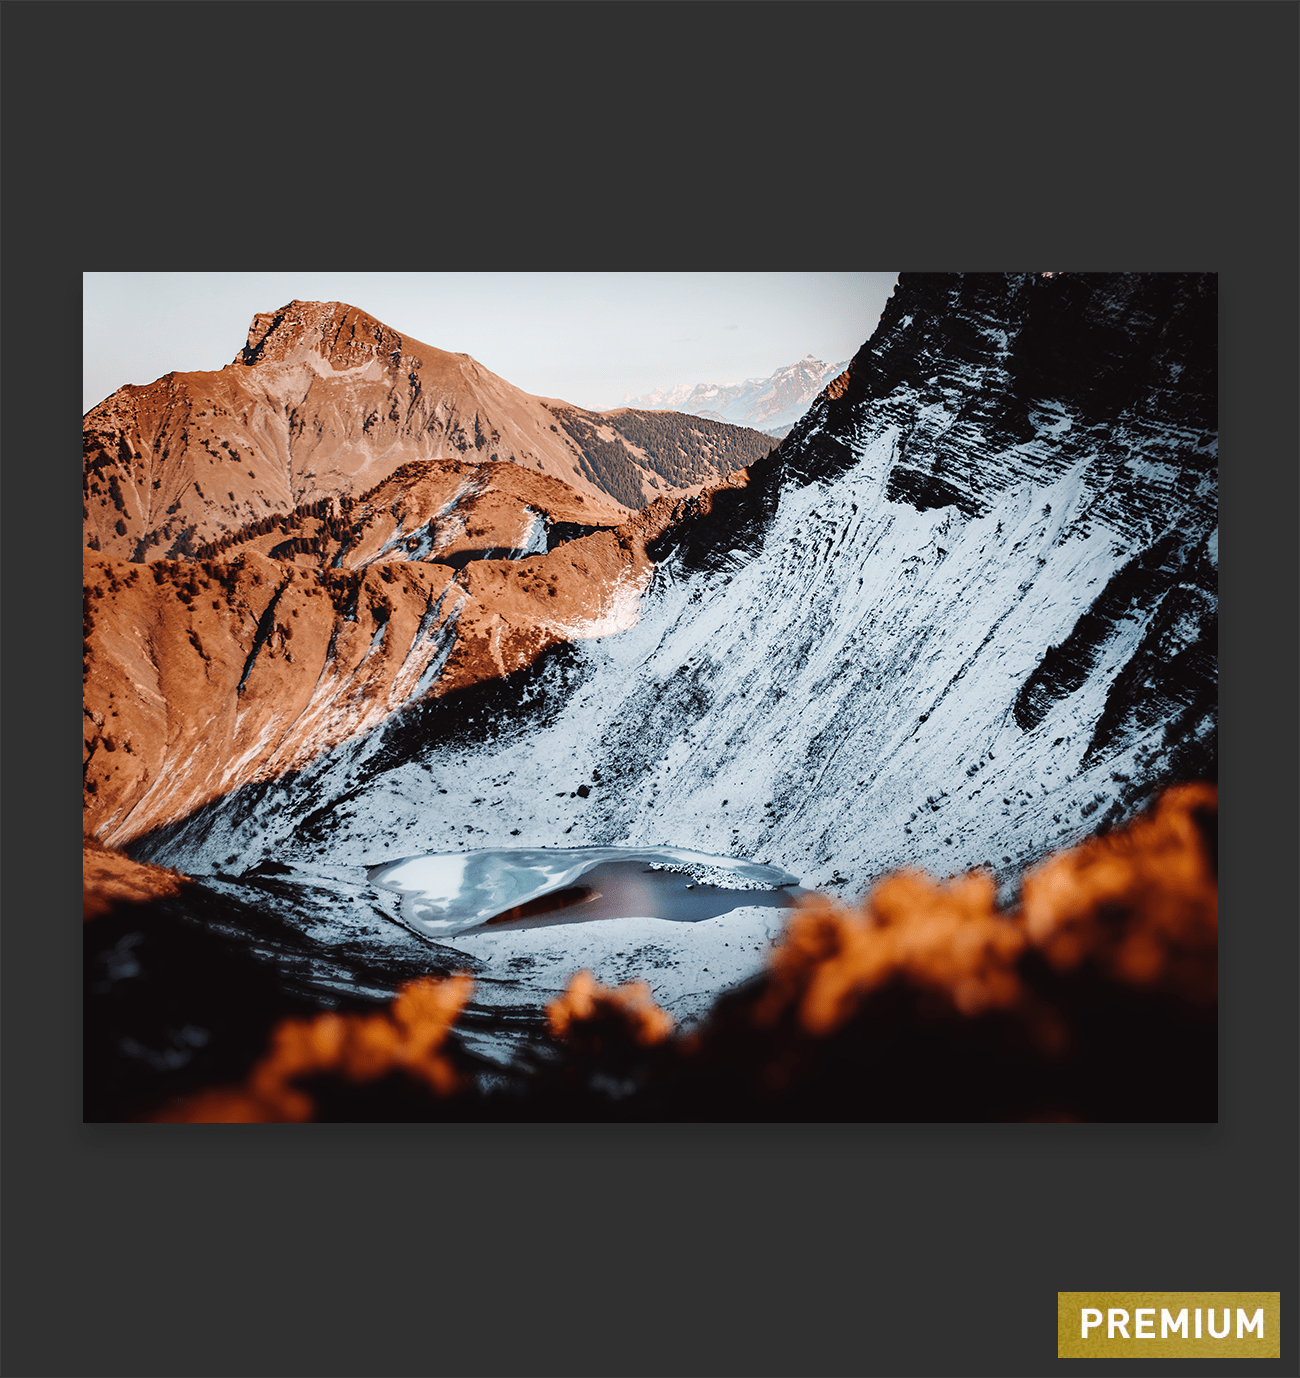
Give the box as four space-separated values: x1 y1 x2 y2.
82 272 898 417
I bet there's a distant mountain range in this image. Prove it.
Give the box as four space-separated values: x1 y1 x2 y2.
621 354 851 437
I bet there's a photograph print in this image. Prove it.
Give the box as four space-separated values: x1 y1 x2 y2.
82 270 1218 1123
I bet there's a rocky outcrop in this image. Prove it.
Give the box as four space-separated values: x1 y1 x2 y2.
654 274 1215 561
82 836 190 921
83 300 775 562
83 496 657 847
636 271 1218 821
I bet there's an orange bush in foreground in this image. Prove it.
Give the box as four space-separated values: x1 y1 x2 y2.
546 971 674 1047
1021 781 1217 1003
152 973 473 1122
753 782 1217 1039
755 869 1023 1036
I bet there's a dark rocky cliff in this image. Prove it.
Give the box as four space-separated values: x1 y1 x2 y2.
649 272 1217 808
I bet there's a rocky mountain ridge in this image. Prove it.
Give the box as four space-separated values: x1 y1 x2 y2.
84 450 754 847
83 300 776 562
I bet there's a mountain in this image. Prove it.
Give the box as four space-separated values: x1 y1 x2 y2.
86 272 1216 1084
83 452 755 848
621 354 851 436
83 300 777 562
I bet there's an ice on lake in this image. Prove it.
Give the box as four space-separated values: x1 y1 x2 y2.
367 846 801 938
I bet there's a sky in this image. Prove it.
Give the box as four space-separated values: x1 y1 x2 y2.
82 272 898 416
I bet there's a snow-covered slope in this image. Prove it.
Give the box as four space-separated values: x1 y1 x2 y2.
622 355 850 436
128 273 1216 1058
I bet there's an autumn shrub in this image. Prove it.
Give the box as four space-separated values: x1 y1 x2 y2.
152 974 474 1122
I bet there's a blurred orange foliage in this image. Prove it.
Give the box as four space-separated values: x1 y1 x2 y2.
1022 781 1217 1003
754 783 1217 1037
754 869 1022 1035
546 970 674 1047
152 973 473 1122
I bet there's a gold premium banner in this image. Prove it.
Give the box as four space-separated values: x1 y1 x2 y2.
1058 1292 1280 1359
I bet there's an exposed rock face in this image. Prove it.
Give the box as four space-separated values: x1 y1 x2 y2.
83 413 760 846
82 836 189 921
82 469 668 846
83 300 775 562
622 354 851 435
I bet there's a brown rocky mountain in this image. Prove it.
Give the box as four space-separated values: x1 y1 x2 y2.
83 443 750 848
82 300 781 847
83 300 776 562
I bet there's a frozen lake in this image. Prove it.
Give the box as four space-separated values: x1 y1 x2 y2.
368 845 802 938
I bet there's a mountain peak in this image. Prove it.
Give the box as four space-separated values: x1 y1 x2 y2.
239 300 408 370
84 296 780 564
